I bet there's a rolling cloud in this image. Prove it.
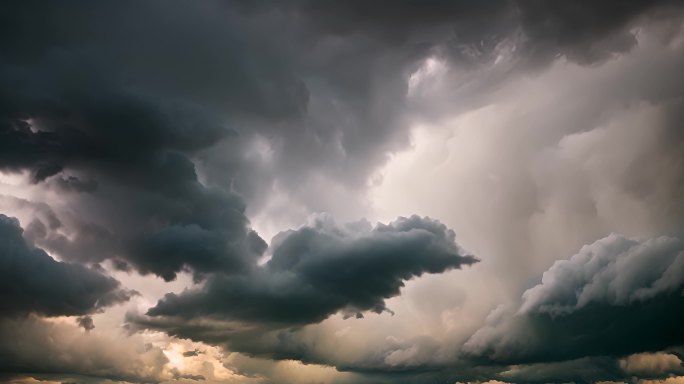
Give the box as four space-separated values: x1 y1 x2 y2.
463 234 684 364
0 1 683 383
0 214 133 317
132 215 476 345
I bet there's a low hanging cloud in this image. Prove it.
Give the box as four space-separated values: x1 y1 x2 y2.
0 316 169 383
76 315 95 332
492 352 684 384
0 214 133 317
0 0 676 283
463 234 684 364
132 215 477 339
0 110 266 281
520 234 684 315
1 1 684 383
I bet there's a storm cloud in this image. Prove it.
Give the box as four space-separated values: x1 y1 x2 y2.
463 234 684 364
1 1 684 383
135 215 476 334
0 214 132 317
1 0 678 271
0 316 169 383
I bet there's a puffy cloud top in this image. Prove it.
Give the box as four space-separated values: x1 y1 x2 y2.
463 234 684 364
145 215 477 327
520 234 684 315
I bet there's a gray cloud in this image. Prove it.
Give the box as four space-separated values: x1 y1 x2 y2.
463 234 684 364
0 0 677 279
496 356 628 384
520 234 684 315
23 151 267 282
363 15 684 378
493 352 684 383
0 214 133 317
1 1 683 383
182 349 202 358
132 215 476 344
198 0 681 222
76 315 95 332
0 0 290 281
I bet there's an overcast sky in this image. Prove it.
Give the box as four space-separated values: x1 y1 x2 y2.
1 1 684 383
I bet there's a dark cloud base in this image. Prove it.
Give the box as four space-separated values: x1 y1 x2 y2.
132 215 476 334
1 0 684 383
464 234 684 366
0 214 133 318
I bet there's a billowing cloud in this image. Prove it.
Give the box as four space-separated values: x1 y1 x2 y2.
0 112 266 280
463 234 684 363
132 215 476 341
0 0 678 278
0 214 133 317
0 1 683 383
520 234 684 315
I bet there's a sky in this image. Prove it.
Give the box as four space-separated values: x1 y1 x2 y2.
1 1 684 383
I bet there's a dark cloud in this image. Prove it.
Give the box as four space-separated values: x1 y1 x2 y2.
171 369 206 382
0 1 677 275
182 349 203 358
0 0 288 280
199 0 681 217
54 175 98 193
492 352 684 383
226 330 462 375
76 315 95 332
463 234 684 364
495 356 628 383
514 0 676 65
520 234 684 314
132 215 476 337
0 1 683 383
16 149 267 281
0 214 133 317
0 16 267 280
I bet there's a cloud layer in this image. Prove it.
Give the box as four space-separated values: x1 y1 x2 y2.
133 215 476 346
0 1 683 383
464 234 684 364
0 214 132 317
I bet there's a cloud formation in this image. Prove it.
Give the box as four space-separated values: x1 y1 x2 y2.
463 234 684 363
0 1 683 383
520 234 684 315
0 214 133 317
0 316 169 383
133 215 476 340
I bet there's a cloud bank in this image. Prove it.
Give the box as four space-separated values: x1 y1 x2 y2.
0 1 683 383
464 234 684 364
0 214 132 317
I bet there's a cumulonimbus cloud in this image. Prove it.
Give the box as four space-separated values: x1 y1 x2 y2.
132 215 477 337
0 214 134 317
0 1 683 383
463 234 684 364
